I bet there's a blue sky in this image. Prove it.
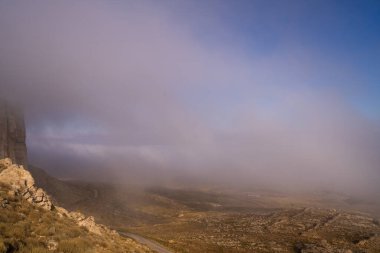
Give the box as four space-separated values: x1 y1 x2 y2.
162 0 380 121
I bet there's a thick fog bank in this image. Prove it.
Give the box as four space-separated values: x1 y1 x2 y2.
0 1 379 198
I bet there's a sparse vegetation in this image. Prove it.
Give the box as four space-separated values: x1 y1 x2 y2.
0 183 151 253
28 166 380 253
73 185 380 253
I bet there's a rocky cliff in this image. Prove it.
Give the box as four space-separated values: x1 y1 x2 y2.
0 158 153 252
0 158 117 234
0 100 27 168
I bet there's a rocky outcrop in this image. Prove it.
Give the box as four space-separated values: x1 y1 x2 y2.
0 158 153 253
0 100 28 168
0 158 52 210
0 158 119 236
68 211 118 236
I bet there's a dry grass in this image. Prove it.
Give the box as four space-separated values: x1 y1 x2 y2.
0 183 151 253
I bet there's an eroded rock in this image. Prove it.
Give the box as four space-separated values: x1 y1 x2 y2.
0 158 119 237
0 158 53 210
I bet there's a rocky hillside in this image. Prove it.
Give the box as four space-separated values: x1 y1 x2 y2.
0 158 153 253
28 165 94 210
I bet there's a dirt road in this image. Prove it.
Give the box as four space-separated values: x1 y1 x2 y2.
119 232 174 253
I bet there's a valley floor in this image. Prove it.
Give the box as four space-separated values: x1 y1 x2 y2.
30 166 380 253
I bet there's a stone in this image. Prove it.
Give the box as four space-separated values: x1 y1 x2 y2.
68 212 104 235
47 239 58 251
0 159 53 210
1 198 9 208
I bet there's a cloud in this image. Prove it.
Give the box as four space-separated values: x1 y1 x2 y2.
0 0 379 197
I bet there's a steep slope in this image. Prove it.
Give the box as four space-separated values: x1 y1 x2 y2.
0 159 153 253
28 165 94 209
28 166 186 227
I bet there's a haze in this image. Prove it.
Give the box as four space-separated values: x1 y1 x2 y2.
0 0 379 197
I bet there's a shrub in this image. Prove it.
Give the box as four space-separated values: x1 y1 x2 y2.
0 239 6 253
57 238 93 253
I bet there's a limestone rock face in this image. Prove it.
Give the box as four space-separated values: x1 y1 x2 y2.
0 158 53 210
0 158 119 236
0 100 28 168
68 211 118 235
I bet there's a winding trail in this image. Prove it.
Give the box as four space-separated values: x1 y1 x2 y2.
119 231 174 253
